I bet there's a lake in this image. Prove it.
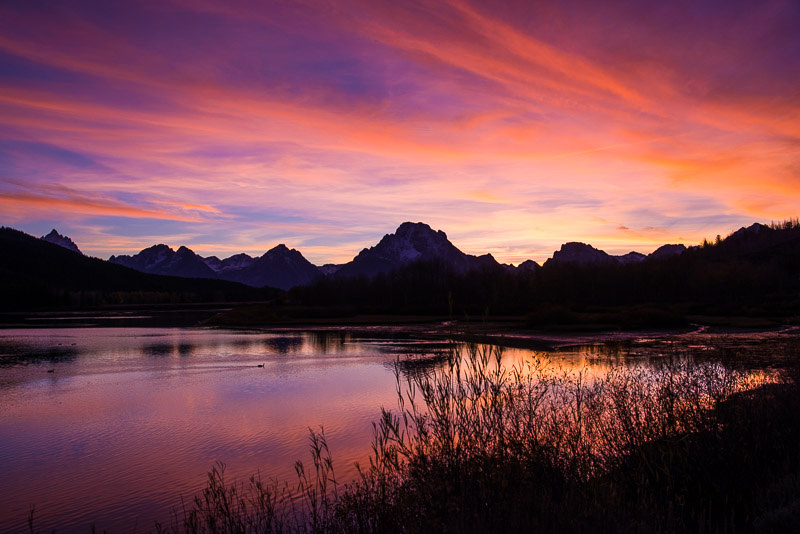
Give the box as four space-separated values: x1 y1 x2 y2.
0 325 796 532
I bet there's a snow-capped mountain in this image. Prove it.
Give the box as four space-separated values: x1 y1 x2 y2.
41 229 81 254
334 222 499 278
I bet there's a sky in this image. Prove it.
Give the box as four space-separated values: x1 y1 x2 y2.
1 0 798 265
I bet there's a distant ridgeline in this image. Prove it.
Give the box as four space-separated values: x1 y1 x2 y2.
0 227 269 310
1 221 799 319
287 222 799 321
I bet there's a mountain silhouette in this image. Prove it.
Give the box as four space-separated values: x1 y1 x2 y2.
335 222 499 278
216 244 321 290
110 245 217 279
545 242 617 266
10 219 800 320
110 242 320 290
41 229 81 254
0 227 258 310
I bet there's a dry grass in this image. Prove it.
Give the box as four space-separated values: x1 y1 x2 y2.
30 342 800 533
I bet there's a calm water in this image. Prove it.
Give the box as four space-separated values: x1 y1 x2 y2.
0 326 796 532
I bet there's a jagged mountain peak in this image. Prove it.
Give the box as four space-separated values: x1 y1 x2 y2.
137 244 174 264
358 223 453 262
112 240 318 289
41 229 82 254
369 222 454 260
336 221 498 278
109 243 216 279
395 221 446 240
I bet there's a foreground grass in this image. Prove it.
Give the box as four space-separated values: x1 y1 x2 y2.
34 343 800 533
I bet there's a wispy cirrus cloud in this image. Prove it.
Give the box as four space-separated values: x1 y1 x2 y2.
0 0 797 263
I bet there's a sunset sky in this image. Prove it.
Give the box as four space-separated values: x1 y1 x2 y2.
1 0 798 265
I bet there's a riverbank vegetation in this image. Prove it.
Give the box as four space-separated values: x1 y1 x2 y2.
230 220 800 329
136 341 800 534
5 222 800 330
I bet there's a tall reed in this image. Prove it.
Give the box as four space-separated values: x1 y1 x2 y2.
136 341 800 533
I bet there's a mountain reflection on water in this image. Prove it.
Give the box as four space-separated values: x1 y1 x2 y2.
0 326 796 533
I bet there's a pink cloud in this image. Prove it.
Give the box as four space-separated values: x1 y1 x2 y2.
0 0 796 263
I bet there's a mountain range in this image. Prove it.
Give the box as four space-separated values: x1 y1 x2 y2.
34 221 692 289
108 242 320 290
3 220 796 319
0 227 260 311
544 242 685 267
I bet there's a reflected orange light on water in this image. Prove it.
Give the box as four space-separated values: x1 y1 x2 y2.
0 327 792 531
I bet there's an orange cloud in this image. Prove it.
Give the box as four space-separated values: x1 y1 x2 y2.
0 192 205 222
0 0 796 262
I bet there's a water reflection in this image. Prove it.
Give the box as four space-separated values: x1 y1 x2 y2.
306 330 349 353
264 335 306 354
0 328 430 532
0 343 79 366
389 351 449 378
0 326 795 533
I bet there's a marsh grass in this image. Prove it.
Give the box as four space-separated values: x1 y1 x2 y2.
172 341 800 532
30 342 800 533
152 342 800 533
335 345 784 533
